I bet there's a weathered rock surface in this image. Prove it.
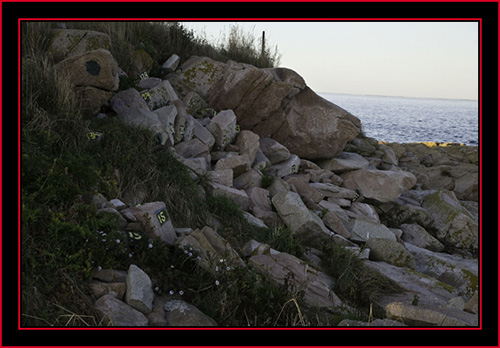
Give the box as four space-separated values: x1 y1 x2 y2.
386 301 473 326
272 191 330 246
160 54 181 75
342 169 417 203
49 29 111 60
143 79 179 110
366 238 415 268
235 130 260 166
400 223 444 252
268 154 301 178
210 183 250 211
214 154 249 177
175 226 245 272
318 152 369 173
110 88 150 114
259 138 290 164
125 264 154 315
121 202 176 246
206 109 239 150
422 189 478 251
169 56 228 97
322 211 351 239
404 243 478 298
53 49 119 91
347 218 397 242
169 57 361 160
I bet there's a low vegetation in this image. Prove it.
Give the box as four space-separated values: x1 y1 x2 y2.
21 21 400 327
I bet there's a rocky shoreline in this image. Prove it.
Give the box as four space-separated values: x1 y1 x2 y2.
47 27 479 327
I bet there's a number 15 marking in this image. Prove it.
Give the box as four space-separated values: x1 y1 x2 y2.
156 209 168 225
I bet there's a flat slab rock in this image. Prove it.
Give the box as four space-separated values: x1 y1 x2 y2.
342 169 417 203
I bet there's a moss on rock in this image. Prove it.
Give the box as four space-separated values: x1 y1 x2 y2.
366 238 415 269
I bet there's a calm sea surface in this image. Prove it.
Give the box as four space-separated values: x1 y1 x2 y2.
318 93 479 146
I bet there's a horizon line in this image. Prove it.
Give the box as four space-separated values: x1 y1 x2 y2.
318 91 478 102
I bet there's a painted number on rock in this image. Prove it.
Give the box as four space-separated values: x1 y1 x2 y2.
127 231 142 243
86 131 102 141
155 209 168 226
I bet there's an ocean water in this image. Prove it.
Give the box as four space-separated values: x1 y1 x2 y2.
318 93 479 146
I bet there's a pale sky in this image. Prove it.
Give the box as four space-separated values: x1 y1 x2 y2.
181 21 479 100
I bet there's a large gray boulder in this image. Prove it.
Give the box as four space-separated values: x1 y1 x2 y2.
53 49 119 91
169 57 360 160
341 169 417 203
